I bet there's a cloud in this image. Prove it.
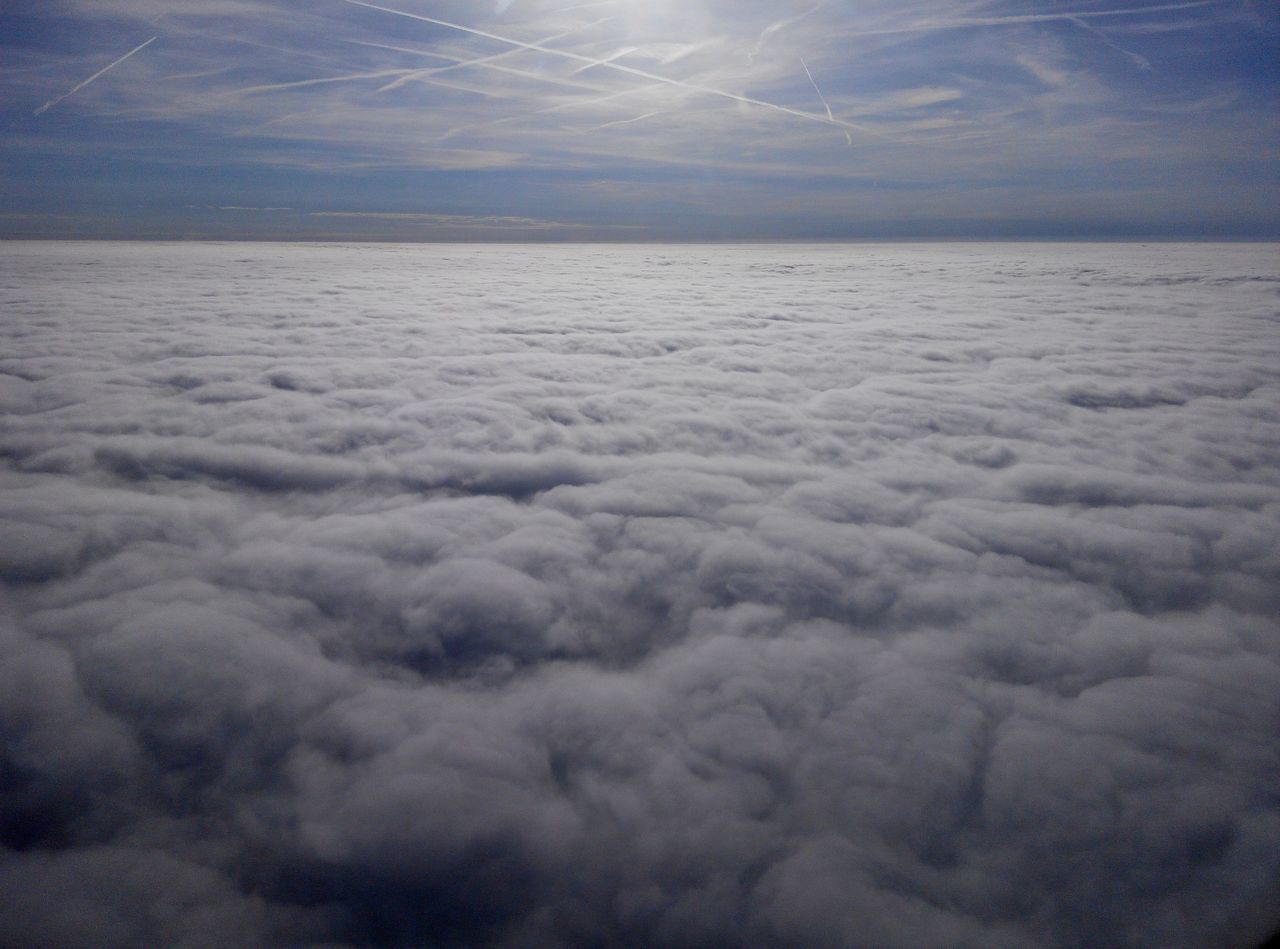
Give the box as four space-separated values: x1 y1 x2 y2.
1 241 1279 946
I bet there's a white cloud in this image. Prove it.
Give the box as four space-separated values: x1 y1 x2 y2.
1 241 1278 945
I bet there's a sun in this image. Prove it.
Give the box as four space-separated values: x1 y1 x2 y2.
612 0 705 39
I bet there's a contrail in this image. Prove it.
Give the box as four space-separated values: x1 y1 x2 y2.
359 44 610 96
235 69 519 103
236 64 587 99
1069 16 1152 70
343 0 888 140
34 36 158 116
581 109 667 132
237 69 419 96
237 41 608 100
799 59 833 123
800 56 851 145
838 1 1215 38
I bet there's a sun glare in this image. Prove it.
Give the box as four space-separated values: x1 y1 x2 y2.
614 0 703 38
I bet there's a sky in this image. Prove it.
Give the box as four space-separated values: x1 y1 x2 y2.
2 0 1278 239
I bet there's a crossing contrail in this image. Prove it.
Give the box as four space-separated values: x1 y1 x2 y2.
342 0 888 140
34 36 158 116
378 16 615 92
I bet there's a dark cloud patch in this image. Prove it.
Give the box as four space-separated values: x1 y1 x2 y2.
1 242 1279 947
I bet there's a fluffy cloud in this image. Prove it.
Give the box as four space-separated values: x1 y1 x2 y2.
1 241 1278 947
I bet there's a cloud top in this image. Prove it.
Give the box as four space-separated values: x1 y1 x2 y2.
1 241 1279 946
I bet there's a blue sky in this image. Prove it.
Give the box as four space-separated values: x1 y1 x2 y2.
2 0 1277 239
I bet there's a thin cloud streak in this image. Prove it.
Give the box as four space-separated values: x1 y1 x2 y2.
33 36 158 116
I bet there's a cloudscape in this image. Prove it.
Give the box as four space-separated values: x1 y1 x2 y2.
3 1 1280 947
2 242 1278 946
1 0 1277 239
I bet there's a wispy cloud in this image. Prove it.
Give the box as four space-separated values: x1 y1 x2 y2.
751 2 829 60
439 79 671 142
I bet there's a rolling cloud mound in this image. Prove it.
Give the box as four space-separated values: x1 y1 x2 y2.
1 242 1278 947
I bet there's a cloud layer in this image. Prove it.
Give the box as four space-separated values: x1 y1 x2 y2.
1 241 1279 946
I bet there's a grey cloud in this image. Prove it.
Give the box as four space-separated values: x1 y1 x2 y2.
1 241 1279 947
